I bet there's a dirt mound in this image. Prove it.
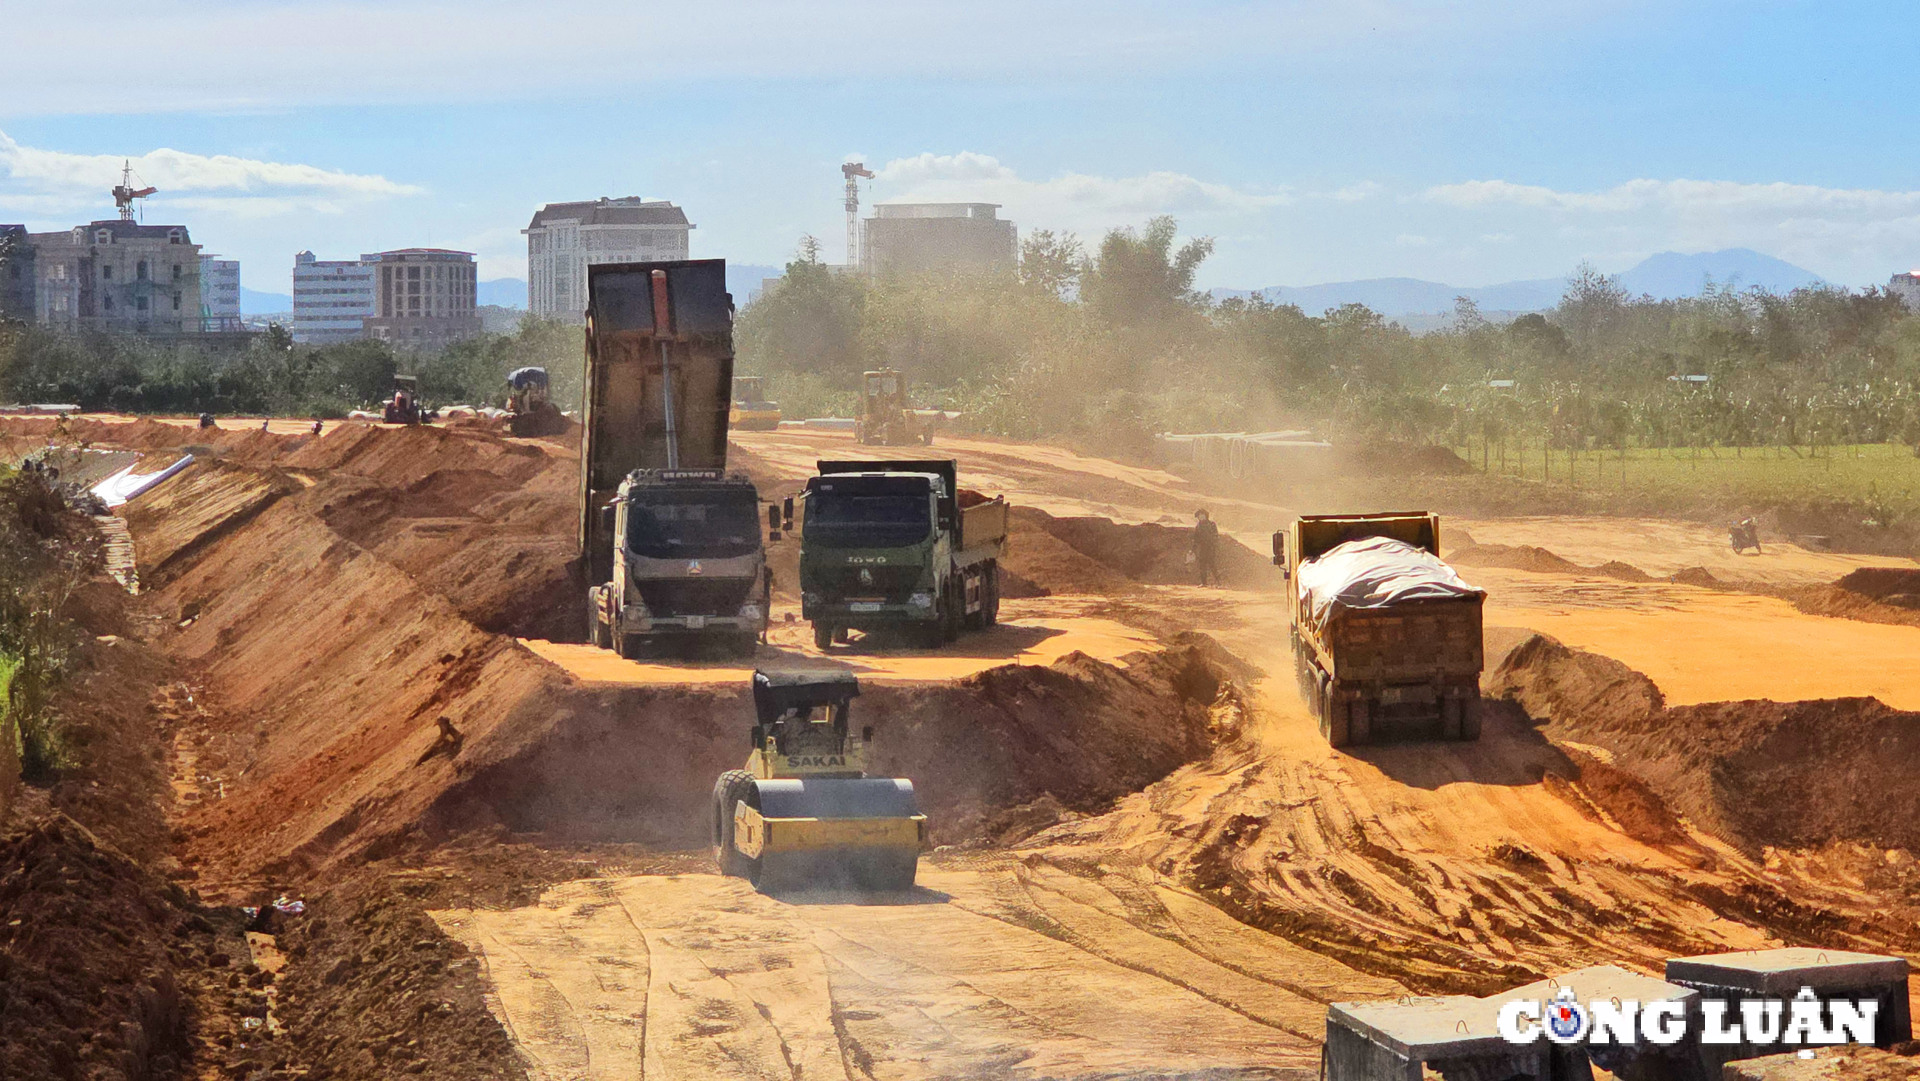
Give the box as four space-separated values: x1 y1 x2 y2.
1491 632 1920 854
1669 565 1727 588
1010 506 1277 592
1338 442 1473 476
0 816 238 1081
1450 542 1657 582
1835 567 1920 601
269 875 524 1080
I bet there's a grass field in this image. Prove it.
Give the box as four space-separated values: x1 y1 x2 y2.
1450 439 1920 511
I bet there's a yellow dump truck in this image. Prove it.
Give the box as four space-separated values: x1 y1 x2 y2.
1273 512 1485 747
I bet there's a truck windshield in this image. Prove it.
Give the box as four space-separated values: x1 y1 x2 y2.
626 491 761 559
805 479 931 548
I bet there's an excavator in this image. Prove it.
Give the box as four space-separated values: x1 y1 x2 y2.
712 669 926 893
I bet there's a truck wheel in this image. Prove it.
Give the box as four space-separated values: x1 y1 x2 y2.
614 626 644 660
1460 691 1483 741
813 623 834 651
712 770 760 879
1441 698 1464 741
944 580 963 642
1323 674 1350 747
1348 697 1372 746
983 562 1000 626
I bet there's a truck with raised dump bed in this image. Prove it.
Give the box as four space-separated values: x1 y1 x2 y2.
1272 512 1485 747
580 259 770 658
798 459 1007 650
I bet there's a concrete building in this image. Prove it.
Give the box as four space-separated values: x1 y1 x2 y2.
200 255 241 329
1889 271 1920 309
861 203 1016 278
292 251 376 344
363 248 480 350
0 225 34 321
24 220 203 334
524 198 693 324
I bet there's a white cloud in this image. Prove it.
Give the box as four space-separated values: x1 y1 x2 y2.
0 130 421 202
872 151 1291 236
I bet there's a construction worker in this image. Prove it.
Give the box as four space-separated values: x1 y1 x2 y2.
1192 509 1221 586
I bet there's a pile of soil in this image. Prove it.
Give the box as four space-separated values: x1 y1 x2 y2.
1789 568 1920 630
1009 506 1277 592
1449 542 1656 583
1336 442 1473 476
269 875 524 1081
0 816 240 1081
1490 632 1920 855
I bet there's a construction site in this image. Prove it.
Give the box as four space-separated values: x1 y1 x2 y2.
4 253 1920 1078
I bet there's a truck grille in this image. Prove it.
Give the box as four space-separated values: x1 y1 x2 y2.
636 577 755 617
821 564 925 602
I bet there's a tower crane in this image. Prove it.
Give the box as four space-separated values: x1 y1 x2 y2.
113 160 156 221
842 161 874 269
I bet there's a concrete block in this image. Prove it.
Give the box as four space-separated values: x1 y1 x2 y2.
1326 995 1574 1081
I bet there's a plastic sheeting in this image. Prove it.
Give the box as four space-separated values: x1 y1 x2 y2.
1297 535 1483 626
91 454 193 508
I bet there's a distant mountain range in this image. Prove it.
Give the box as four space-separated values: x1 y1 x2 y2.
240 286 292 315
1215 249 1829 319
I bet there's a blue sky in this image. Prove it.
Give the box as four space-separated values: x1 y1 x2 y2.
3 1 1918 295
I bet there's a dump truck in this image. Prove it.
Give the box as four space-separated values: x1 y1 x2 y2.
580 259 770 658
382 374 422 424
506 366 568 436
797 459 1007 649
1273 512 1484 747
729 375 782 431
712 669 926 893
856 368 935 445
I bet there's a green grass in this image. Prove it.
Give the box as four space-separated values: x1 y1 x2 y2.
1450 439 1920 510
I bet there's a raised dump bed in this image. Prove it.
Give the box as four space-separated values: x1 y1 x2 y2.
1665 948 1911 1075
1325 995 1582 1081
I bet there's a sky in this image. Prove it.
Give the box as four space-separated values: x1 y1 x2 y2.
3 0 1919 295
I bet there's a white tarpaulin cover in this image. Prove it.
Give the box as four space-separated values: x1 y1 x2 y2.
91 454 193 508
1297 535 1484 626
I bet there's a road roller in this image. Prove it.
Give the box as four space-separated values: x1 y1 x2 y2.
712 669 927 893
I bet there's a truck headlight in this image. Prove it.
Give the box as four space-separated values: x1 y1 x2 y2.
909 592 934 608
740 605 762 620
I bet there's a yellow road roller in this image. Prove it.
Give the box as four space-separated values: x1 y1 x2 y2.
712 670 926 892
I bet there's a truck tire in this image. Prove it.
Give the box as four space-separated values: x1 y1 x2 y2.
1441 697 1463 741
590 605 611 650
983 562 1000 626
614 625 644 660
712 770 760 879
813 622 834 651
1460 691 1483 741
944 580 964 642
1323 673 1350 747
1348 696 1372 746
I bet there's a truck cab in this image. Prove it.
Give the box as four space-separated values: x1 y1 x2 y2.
798 459 1006 650
591 468 768 657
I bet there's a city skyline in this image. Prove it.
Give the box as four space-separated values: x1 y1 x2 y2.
4 2 1920 293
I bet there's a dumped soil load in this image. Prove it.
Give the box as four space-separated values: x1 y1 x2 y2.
1790 567 1920 629
0 816 243 1081
1491 631 1920 855
267 875 525 1081
1008 505 1277 593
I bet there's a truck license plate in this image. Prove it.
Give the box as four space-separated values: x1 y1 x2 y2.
684 615 707 629
849 602 883 613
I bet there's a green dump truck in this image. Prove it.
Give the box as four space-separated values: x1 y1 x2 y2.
580 259 770 658
1274 511 1485 747
798 459 1008 650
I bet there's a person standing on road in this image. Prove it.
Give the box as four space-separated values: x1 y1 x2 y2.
1192 508 1222 586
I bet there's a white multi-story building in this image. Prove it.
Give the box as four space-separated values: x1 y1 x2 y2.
1889 271 1920 310
292 250 376 343
199 255 240 327
524 198 693 324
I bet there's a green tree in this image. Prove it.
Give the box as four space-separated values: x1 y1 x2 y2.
1018 229 1085 299
1079 216 1214 329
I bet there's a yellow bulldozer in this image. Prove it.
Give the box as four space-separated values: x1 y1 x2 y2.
712 669 926 892
856 368 936 445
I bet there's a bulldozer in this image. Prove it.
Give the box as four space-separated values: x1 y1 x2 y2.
505 366 568 436
382 374 422 425
856 368 935 445
712 669 926 893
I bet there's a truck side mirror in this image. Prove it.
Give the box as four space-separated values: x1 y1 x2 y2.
1271 531 1290 578
782 496 795 531
767 503 782 542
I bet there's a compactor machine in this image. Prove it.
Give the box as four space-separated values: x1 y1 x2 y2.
712 670 926 893
729 375 783 431
383 374 423 425
506 366 568 436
